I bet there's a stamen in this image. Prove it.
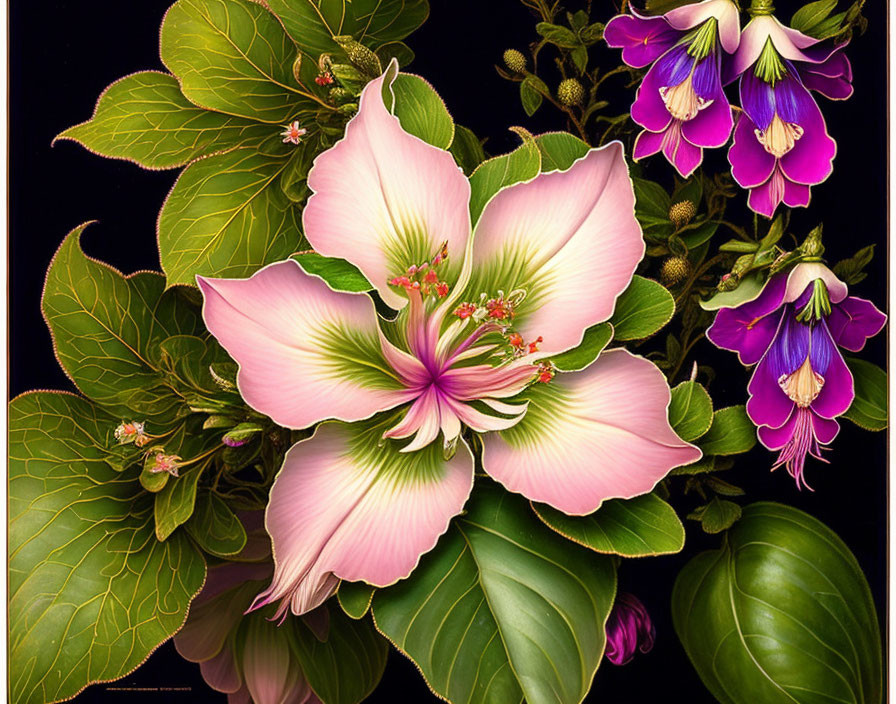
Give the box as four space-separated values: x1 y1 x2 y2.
536 362 555 384
770 407 828 490
147 451 182 478
454 302 477 319
114 420 150 447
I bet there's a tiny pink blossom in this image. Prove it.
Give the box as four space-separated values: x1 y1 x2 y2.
281 120 307 145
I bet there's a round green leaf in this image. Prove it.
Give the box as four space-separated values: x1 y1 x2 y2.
699 271 767 311
387 72 455 149
668 380 713 442
843 357 887 431
697 406 757 456
373 483 617 704
672 502 882 704
534 131 589 171
609 275 675 340
534 493 685 557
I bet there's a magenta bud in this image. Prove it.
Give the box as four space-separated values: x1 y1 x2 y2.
605 593 655 665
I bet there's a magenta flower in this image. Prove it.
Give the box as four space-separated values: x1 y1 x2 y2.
707 263 885 487
605 0 741 177
727 16 852 216
197 64 701 618
605 593 656 666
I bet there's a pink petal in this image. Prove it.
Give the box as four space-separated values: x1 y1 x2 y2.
784 262 848 304
200 647 243 694
633 129 665 160
665 0 741 54
468 142 644 358
303 66 471 310
228 687 251 704
481 349 701 515
255 422 474 617
242 618 307 704
199 261 415 430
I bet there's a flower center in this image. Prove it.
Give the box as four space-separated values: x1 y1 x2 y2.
660 75 712 122
778 357 825 407
755 114 804 158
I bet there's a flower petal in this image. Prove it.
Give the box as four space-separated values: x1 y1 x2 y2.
467 142 644 358
681 77 733 148
784 262 848 304
827 297 887 351
731 16 837 78
729 113 777 188
661 122 703 177
481 349 701 515
199 261 415 430
242 617 309 704
303 66 472 310
664 0 741 54
200 647 243 695
810 327 854 419
631 60 675 133
255 422 474 617
604 14 681 68
778 81 837 186
706 272 787 365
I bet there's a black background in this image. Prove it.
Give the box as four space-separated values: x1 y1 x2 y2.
9 1 887 702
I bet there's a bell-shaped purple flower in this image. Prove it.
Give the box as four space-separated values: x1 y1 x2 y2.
707 263 885 487
605 0 741 177
605 593 656 665
727 15 853 217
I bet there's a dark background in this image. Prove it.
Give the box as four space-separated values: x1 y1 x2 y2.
9 1 887 702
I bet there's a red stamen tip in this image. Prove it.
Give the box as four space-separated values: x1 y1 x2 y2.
454 302 477 319
436 282 450 297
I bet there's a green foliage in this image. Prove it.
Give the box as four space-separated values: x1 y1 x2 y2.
450 124 487 175
699 271 767 311
337 581 376 619
673 502 882 704
468 136 541 222
668 380 714 442
186 490 248 557
293 252 374 293
687 496 742 534
373 484 617 704
387 72 455 149
9 392 206 704
534 493 685 557
610 275 675 340
833 244 876 285
520 74 549 116
535 131 589 170
41 224 204 422
697 406 757 456
843 357 887 431
159 148 304 285
551 322 613 372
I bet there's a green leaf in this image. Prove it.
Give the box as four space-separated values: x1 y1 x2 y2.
376 40 416 68
56 71 282 169
535 131 590 171
293 252 374 292
633 177 672 233
387 73 454 149
152 334 231 400
350 0 430 48
533 493 685 557
610 275 675 340
450 124 487 175
337 581 376 619
571 46 588 73
833 244 875 285
698 406 757 456
9 392 206 704
520 74 548 116
680 220 719 249
292 604 389 704
469 137 542 223
791 0 839 33
644 0 695 12
672 502 882 704
186 490 248 557
154 463 206 541
280 135 321 202
843 357 887 431
41 224 203 421
159 148 303 286
373 483 617 704
551 322 614 372
699 271 766 311
668 381 713 442
688 497 742 534
536 21 580 47
161 0 317 124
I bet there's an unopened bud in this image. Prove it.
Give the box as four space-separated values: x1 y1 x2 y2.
503 48 527 73
799 224 825 259
669 200 696 227
660 256 691 286
292 55 302 83
557 78 585 106
334 36 382 77
222 422 264 448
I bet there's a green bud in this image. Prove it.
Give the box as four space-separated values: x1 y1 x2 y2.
557 78 585 106
661 256 691 286
503 48 527 73
799 224 825 259
334 35 382 77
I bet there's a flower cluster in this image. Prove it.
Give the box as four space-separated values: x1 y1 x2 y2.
605 0 852 217
707 261 885 487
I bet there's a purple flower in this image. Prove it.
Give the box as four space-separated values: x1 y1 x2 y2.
605 593 656 665
707 263 885 487
605 0 741 177
727 16 853 217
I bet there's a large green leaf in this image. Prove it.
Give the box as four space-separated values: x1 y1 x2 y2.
351 0 430 48
159 148 303 286
161 0 320 124
697 406 757 455
337 580 376 619
373 484 617 704
41 224 203 421
388 72 454 149
672 502 882 704
292 605 389 704
609 275 675 340
55 72 282 169
534 131 589 171
533 493 685 557
550 322 613 372
843 357 887 431
9 392 206 704
186 490 247 557
468 138 541 223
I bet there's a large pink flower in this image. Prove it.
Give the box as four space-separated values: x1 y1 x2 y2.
198 64 701 619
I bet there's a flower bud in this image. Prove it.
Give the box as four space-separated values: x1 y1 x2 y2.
557 78 585 106
661 256 691 286
334 35 382 77
605 593 655 665
668 200 696 227
292 55 302 83
503 48 527 73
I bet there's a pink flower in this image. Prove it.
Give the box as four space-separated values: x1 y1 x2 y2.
198 61 701 620
281 120 307 145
